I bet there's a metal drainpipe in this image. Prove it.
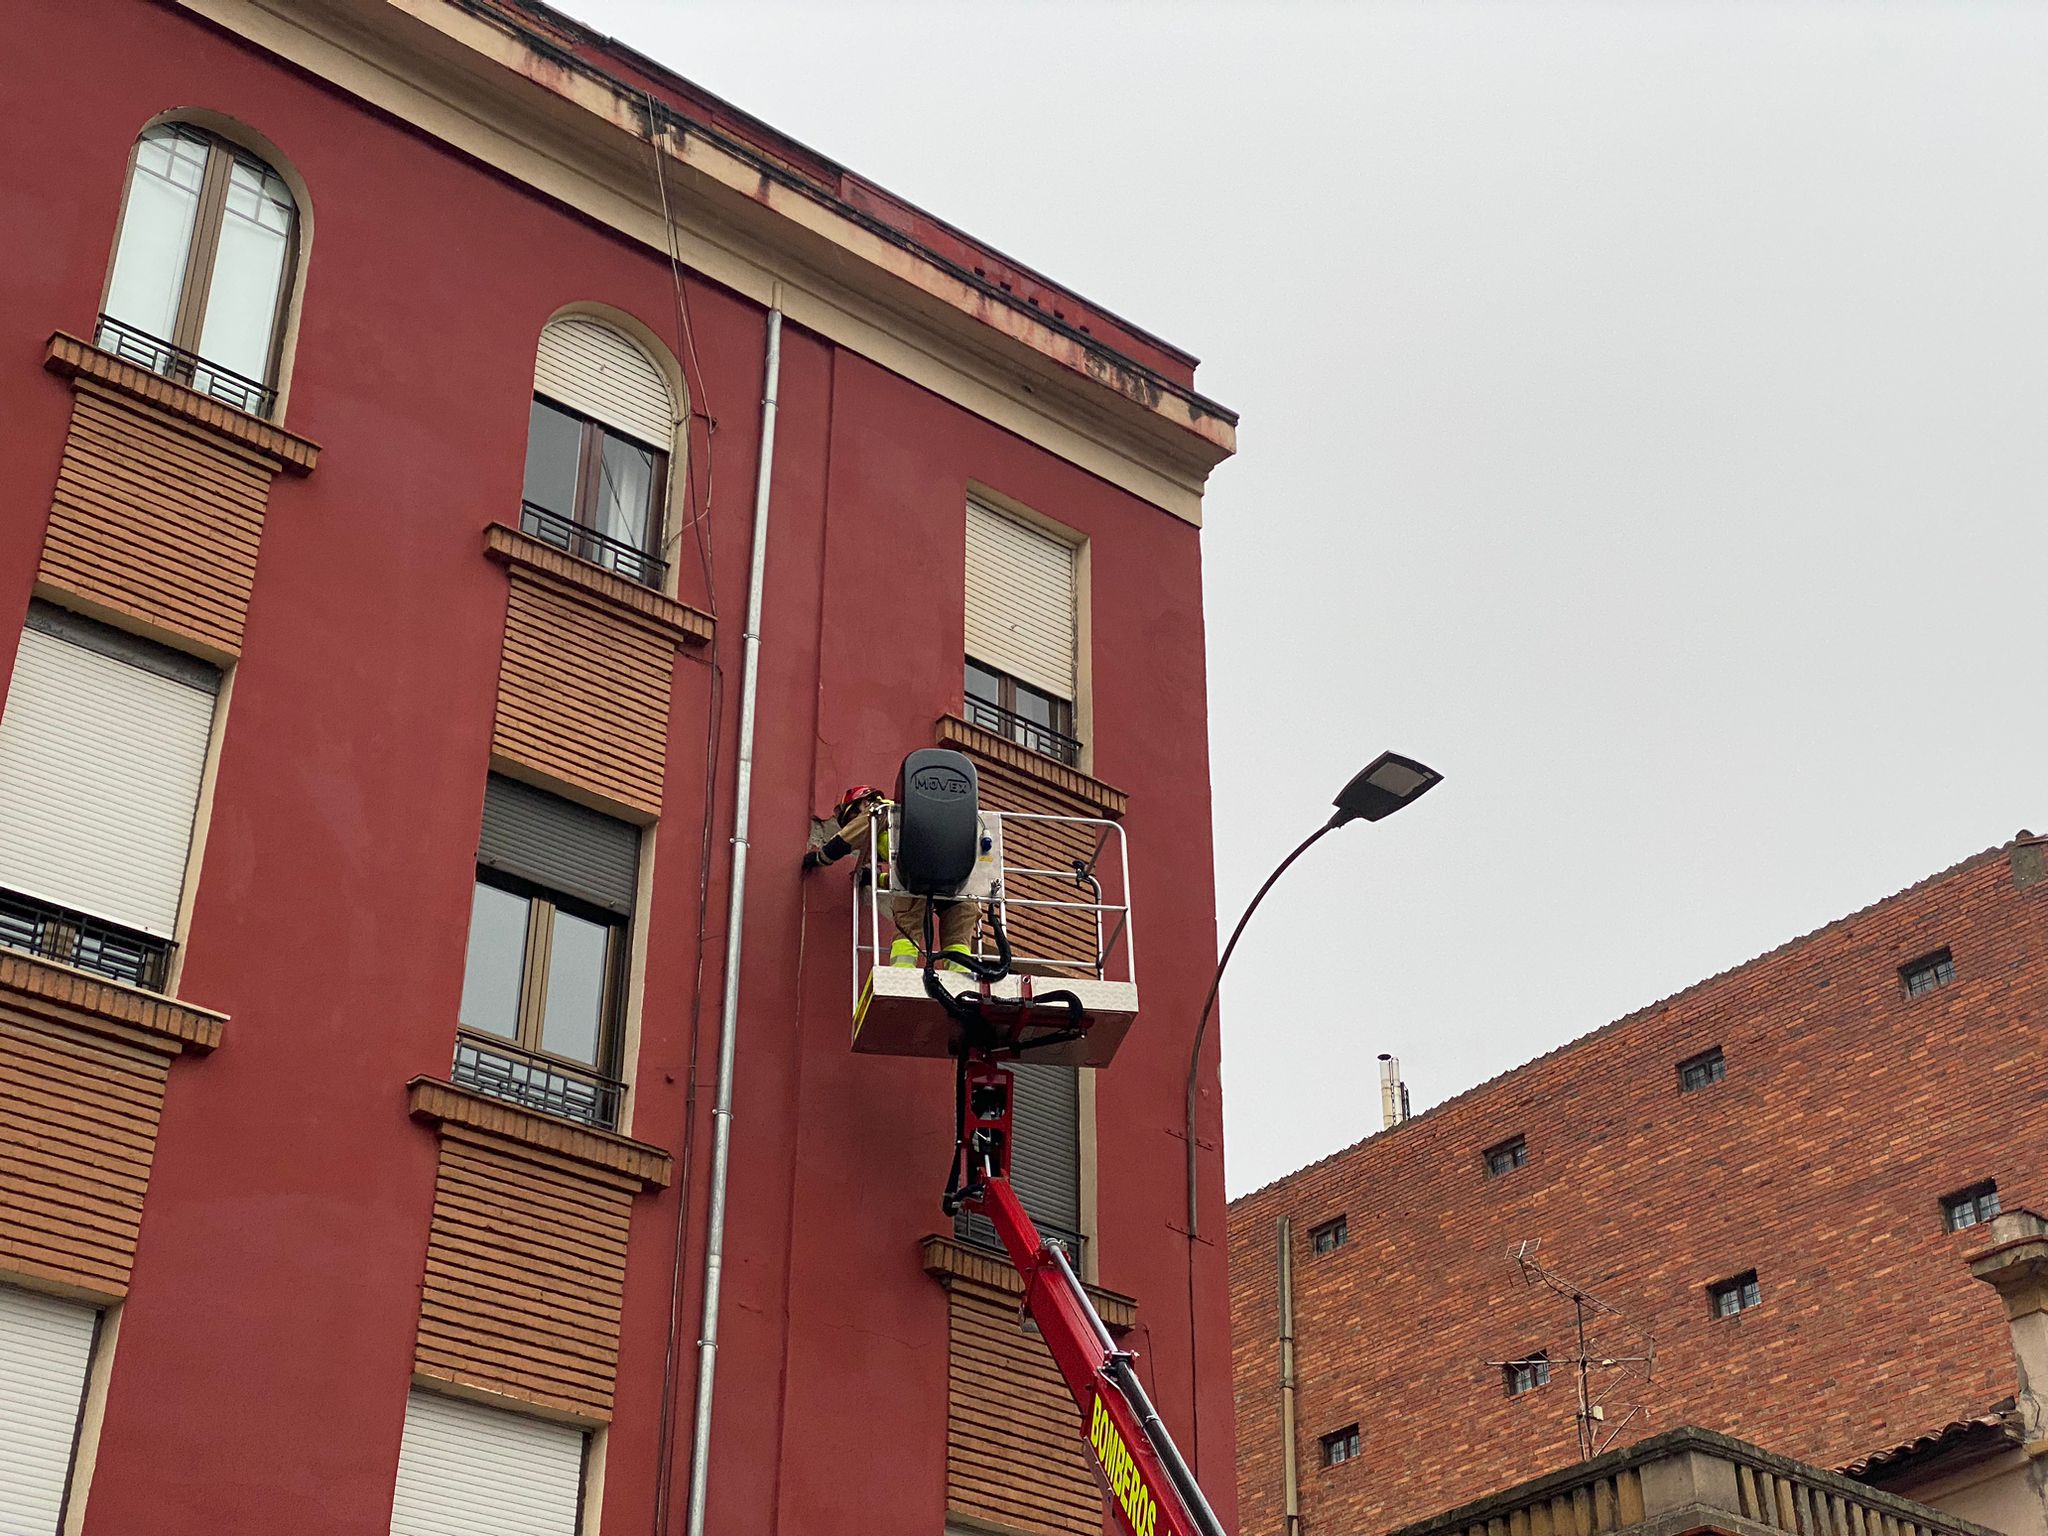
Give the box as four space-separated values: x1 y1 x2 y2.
1278 1216 1302 1536
684 303 783 1536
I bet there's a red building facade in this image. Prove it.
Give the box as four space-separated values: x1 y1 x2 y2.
1230 837 2048 1536
0 3 1239 1533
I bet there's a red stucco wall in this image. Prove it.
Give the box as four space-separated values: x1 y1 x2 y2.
0 3 1234 1531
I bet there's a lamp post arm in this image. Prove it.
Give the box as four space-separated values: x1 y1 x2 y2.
1182 816 1337 1239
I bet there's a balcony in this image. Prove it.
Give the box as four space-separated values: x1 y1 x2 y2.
451 1030 623 1131
519 501 666 590
963 692 1081 767
92 313 276 419
0 886 171 991
1386 1427 1996 1536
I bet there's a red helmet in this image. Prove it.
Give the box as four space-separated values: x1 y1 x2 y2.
836 784 881 819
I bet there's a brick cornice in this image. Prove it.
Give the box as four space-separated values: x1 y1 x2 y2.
0 948 224 1055
919 1233 1137 1330
935 715 1129 817
43 332 320 474
482 524 714 646
406 1076 672 1190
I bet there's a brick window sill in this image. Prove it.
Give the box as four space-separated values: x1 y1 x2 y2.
920 1232 1136 1330
483 524 713 647
407 1076 672 1190
935 715 1128 817
44 332 320 474
0 947 224 1055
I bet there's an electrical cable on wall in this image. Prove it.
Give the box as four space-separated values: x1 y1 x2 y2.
641 88 727 1536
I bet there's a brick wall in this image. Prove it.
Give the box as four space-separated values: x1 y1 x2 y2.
1230 837 2048 1536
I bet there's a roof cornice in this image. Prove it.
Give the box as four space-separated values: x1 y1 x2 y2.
172 0 1235 523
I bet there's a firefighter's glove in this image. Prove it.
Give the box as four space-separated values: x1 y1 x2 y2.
802 849 824 872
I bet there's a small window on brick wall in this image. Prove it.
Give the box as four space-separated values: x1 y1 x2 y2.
1678 1047 1725 1093
1320 1425 1361 1467
1310 1217 1347 1255
1709 1270 1761 1318
1942 1180 2000 1232
1503 1351 1551 1396
1484 1136 1527 1178
1900 948 1955 998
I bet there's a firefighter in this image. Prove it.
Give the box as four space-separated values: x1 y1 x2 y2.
803 785 979 968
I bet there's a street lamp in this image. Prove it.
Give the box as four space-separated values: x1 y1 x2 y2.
1182 751 1442 1237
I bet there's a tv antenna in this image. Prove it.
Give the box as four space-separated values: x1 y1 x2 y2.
1487 1239 1656 1460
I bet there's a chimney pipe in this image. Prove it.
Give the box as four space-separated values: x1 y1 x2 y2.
1378 1053 1409 1130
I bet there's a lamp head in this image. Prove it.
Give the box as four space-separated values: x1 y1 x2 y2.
1331 752 1442 827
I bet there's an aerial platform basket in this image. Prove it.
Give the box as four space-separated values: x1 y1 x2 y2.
850 805 1138 1069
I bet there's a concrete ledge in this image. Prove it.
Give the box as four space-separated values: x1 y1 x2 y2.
44 332 319 473
1386 1426 2000 1536
406 1076 672 1190
920 1233 1137 1330
0 948 225 1055
936 715 1129 817
482 523 714 646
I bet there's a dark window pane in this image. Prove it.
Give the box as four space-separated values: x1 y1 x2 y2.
195 156 294 384
1012 680 1057 730
523 399 584 523
965 659 1002 705
541 908 610 1065
459 882 528 1038
104 126 208 344
594 431 657 552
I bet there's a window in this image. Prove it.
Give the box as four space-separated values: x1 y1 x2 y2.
1504 1351 1551 1396
1678 1047 1726 1093
0 604 218 990
1709 1271 1761 1318
965 660 1077 766
1310 1216 1348 1255
1484 1136 1528 1177
964 499 1081 765
100 122 299 416
454 776 639 1129
957 1059 1085 1263
1320 1425 1362 1467
1943 1181 2001 1232
522 317 675 588
388 1388 585 1535
0 1284 99 1534
1901 948 1955 999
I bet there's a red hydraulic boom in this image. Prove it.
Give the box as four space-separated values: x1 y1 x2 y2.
946 1057 1230 1536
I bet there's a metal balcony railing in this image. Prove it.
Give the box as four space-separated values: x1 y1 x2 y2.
962 694 1082 767
451 1031 623 1130
519 501 667 589
93 313 276 418
0 886 172 991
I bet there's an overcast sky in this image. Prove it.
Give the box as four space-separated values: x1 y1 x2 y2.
574 0 2048 1196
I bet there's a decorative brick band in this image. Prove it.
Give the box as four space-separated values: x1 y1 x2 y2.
0 948 224 1055
920 1233 1137 1330
406 1076 672 1190
43 332 320 474
482 524 714 646
935 715 1129 817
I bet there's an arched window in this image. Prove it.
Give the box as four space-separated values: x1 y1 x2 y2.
99 122 299 418
520 317 676 589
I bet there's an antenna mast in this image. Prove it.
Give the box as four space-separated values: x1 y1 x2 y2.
1490 1240 1656 1460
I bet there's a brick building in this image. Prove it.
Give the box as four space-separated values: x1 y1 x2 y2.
0 2 1241 1532
1231 835 2048 1536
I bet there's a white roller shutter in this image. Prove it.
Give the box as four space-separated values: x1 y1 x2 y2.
0 616 217 938
534 317 675 450
0 1285 97 1535
389 1389 585 1536
965 500 1078 700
